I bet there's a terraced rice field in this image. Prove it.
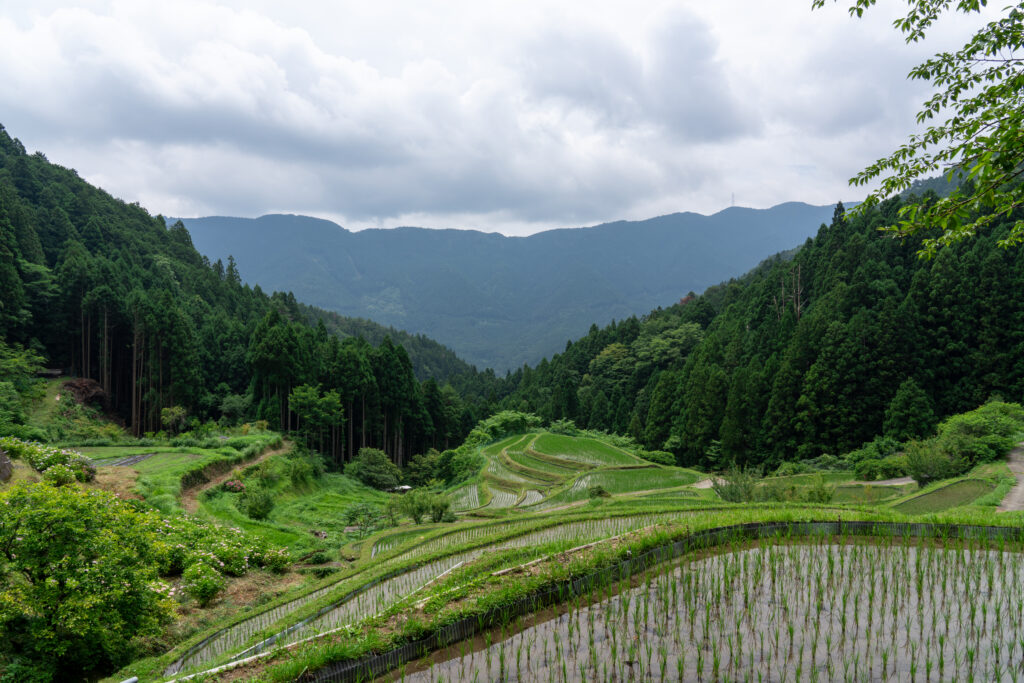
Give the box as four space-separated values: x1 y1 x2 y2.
405 538 1024 682
893 479 995 515
531 467 701 508
505 448 579 476
486 456 535 486
518 490 544 506
531 434 643 467
485 486 519 508
169 511 692 674
450 484 480 511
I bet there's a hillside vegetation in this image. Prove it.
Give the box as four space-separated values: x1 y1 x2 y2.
0 123 504 464
504 200 1024 470
177 203 834 371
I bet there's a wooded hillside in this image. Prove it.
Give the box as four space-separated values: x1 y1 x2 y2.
0 124 504 465
503 198 1024 468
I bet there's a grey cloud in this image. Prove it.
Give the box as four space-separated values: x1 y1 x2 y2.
643 10 759 142
518 9 757 143
0 1 970 234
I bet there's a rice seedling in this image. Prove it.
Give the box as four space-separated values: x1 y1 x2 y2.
397 532 1024 682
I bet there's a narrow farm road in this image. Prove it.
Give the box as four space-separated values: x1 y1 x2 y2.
181 443 291 514
997 443 1024 512
848 476 915 486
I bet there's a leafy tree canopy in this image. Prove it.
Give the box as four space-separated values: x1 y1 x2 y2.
814 0 1024 254
0 484 173 679
344 447 402 490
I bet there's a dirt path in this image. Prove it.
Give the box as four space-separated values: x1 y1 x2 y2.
181 443 291 514
847 476 915 486
997 443 1024 512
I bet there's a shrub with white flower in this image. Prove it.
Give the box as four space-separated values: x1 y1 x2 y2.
0 483 173 678
42 463 77 486
0 437 95 480
181 561 226 606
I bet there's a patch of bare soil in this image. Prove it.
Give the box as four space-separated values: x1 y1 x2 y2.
90 465 143 500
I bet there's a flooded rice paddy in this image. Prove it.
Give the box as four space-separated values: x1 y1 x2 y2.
398 539 1024 681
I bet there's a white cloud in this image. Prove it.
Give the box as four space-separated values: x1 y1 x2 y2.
0 0 1002 235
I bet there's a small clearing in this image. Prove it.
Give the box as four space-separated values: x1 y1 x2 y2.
997 443 1024 512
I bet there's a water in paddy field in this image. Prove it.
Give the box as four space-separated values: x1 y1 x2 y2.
394 541 1024 682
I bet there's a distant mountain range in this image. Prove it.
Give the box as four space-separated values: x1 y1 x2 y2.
175 202 838 371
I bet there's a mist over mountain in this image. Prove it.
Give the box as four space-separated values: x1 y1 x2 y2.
177 203 837 371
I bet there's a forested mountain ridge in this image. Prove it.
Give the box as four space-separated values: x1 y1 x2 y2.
502 198 1024 469
176 202 837 371
0 124 503 464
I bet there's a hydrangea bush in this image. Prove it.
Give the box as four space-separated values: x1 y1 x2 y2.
181 562 227 606
42 463 77 486
0 436 96 481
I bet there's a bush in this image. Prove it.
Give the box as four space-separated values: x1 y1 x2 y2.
223 479 245 493
0 438 96 479
548 418 579 435
774 461 811 477
0 484 173 678
854 459 883 481
344 448 402 490
803 474 836 503
181 562 226 606
43 463 77 486
428 494 452 523
67 455 97 482
289 457 315 488
637 449 675 466
259 547 291 573
435 448 484 486
403 450 440 487
397 489 431 524
879 454 908 479
936 401 1024 466
845 436 901 465
713 467 762 503
343 502 381 537
904 439 961 487
588 484 611 498
237 484 275 520
464 411 543 447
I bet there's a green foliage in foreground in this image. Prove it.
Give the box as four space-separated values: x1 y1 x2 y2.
0 484 173 680
0 472 289 682
814 0 1024 253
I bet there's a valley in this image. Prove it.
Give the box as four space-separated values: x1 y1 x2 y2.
1 0 1023 674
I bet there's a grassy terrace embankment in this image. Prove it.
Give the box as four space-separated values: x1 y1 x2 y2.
106 425 1024 683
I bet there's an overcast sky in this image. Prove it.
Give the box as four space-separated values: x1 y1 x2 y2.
0 1 997 235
